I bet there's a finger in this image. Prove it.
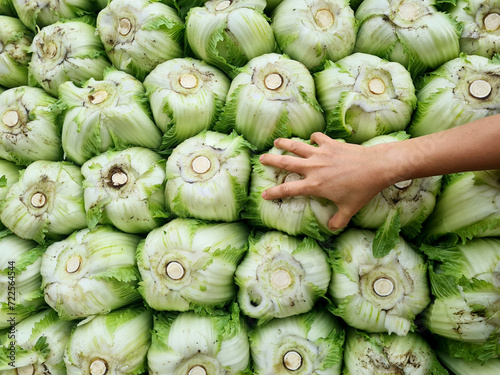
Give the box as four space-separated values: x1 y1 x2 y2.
259 154 309 174
328 210 354 231
261 179 311 200
310 132 334 146
273 138 316 158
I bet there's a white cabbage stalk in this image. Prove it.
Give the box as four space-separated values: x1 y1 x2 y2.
235 231 331 321
421 170 500 244
315 54 416 143
343 329 448 375
186 0 276 76
64 306 152 375
328 229 430 336
250 309 345 375
0 16 32 88
97 0 184 81
408 55 500 137
11 0 96 31
137 218 249 312
244 138 340 240
166 131 251 222
450 0 500 58
148 307 250 374
215 53 325 151
82 147 167 234
59 68 162 166
423 268 500 361
0 309 74 375
29 20 111 97
354 0 461 76
0 87 62 166
352 132 442 255
0 161 87 244
144 58 231 149
437 351 500 375
0 232 45 329
41 226 141 321
271 0 357 70
0 160 20 203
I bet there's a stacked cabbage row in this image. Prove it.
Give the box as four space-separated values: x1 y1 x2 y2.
0 0 500 374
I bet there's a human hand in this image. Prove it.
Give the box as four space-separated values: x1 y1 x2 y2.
259 133 400 231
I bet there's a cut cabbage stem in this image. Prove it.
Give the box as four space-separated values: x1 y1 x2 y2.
264 73 283 90
16 364 35 375
394 179 413 189
283 351 302 371
283 173 302 184
484 13 500 32
179 74 198 89
271 269 292 290
191 156 211 174
166 261 185 280
118 18 132 36
216 0 232 11
90 359 108 375
89 90 109 105
2 110 19 127
399 2 419 21
373 277 395 297
31 192 47 208
188 366 207 375
315 9 334 28
44 43 58 59
111 170 128 187
66 255 82 274
368 78 386 95
469 79 492 99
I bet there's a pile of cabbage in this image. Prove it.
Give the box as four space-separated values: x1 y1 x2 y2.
1 0 499 374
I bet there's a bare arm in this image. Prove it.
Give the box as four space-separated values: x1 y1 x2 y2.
259 114 500 230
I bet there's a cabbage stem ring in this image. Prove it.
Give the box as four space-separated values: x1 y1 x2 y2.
284 173 302 184
90 359 108 375
166 261 185 280
485 13 500 32
283 351 302 371
111 171 128 187
179 74 198 89
373 277 395 297
271 269 292 290
394 179 413 190
469 79 492 99
216 0 231 11
31 192 47 208
368 78 386 95
188 366 207 375
44 43 58 59
264 73 283 90
2 110 19 127
191 156 211 174
399 2 419 21
315 9 334 28
66 256 82 274
16 365 35 375
118 18 132 36
89 90 108 105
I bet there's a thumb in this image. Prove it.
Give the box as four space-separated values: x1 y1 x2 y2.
328 210 353 232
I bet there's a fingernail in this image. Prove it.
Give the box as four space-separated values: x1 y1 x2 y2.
274 139 279 145
259 155 264 162
261 191 267 199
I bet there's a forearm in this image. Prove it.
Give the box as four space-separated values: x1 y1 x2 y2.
380 114 500 184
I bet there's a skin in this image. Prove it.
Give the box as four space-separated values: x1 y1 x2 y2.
259 114 500 231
